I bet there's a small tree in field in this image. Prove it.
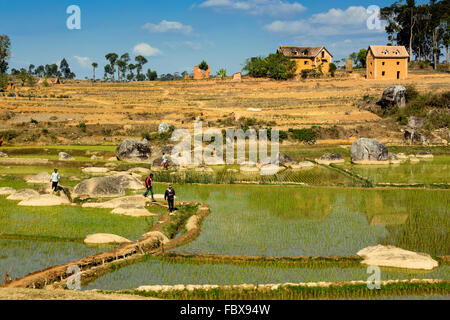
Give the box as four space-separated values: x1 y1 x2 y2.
198 60 209 71
217 68 227 79
329 63 337 77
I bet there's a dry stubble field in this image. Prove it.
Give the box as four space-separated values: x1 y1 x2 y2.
1 72 449 145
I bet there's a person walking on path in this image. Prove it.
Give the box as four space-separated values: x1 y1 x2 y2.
164 184 176 214
50 168 60 192
162 153 168 170
143 173 156 202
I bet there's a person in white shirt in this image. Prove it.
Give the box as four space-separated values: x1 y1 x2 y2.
162 153 168 170
50 168 60 192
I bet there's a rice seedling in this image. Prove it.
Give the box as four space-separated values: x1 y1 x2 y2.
173 184 449 257
342 156 450 185
0 239 107 285
0 196 153 242
82 255 450 292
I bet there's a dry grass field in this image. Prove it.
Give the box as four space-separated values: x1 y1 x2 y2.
0 71 449 145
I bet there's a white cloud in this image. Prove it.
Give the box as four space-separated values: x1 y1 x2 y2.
264 6 385 36
142 20 193 35
310 6 370 25
198 0 306 17
133 43 162 57
73 56 92 68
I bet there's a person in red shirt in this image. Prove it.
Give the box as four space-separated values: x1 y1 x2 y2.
143 173 156 202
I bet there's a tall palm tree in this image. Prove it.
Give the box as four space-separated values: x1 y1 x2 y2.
92 62 98 81
105 53 118 81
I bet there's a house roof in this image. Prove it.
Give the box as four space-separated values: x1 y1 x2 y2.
277 46 333 58
367 45 409 58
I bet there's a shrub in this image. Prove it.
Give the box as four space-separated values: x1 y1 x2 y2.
0 73 8 91
405 85 419 101
0 131 18 141
290 128 317 144
243 54 296 80
78 122 87 132
30 118 38 124
329 63 337 77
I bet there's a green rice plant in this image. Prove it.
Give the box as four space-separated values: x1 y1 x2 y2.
0 196 153 241
82 255 450 292
173 184 449 257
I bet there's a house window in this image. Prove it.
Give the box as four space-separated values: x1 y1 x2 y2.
382 62 385 65
397 61 400 65
304 61 308 65
382 71 385 76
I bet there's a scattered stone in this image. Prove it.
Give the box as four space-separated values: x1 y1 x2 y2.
59 152 74 161
158 122 171 134
407 117 424 129
247 108 262 112
115 139 152 161
111 204 157 217
90 155 104 160
404 129 420 145
82 167 110 175
290 161 315 170
82 195 147 209
7 189 40 201
378 85 407 108
18 194 71 207
0 187 15 195
26 172 51 183
416 151 434 159
128 167 149 174
240 165 259 173
396 153 408 159
277 152 296 166
84 234 131 245
357 245 438 270
108 157 117 162
351 138 389 164
260 164 281 176
316 153 344 165
141 231 170 244
410 157 420 163
0 152 8 158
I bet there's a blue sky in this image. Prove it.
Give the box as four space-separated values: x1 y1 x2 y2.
0 0 398 79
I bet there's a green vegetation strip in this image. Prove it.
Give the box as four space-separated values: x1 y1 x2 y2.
116 281 450 300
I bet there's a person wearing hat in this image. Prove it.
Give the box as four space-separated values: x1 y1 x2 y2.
164 184 176 213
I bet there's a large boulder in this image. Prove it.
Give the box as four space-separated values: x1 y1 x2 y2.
74 176 125 197
26 172 51 184
404 129 420 144
59 152 74 161
158 122 171 134
84 233 131 245
115 139 152 161
276 152 295 166
351 138 389 163
18 194 71 207
82 195 147 209
357 245 438 270
0 187 16 195
7 189 40 201
74 174 143 197
316 153 344 165
378 85 407 107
